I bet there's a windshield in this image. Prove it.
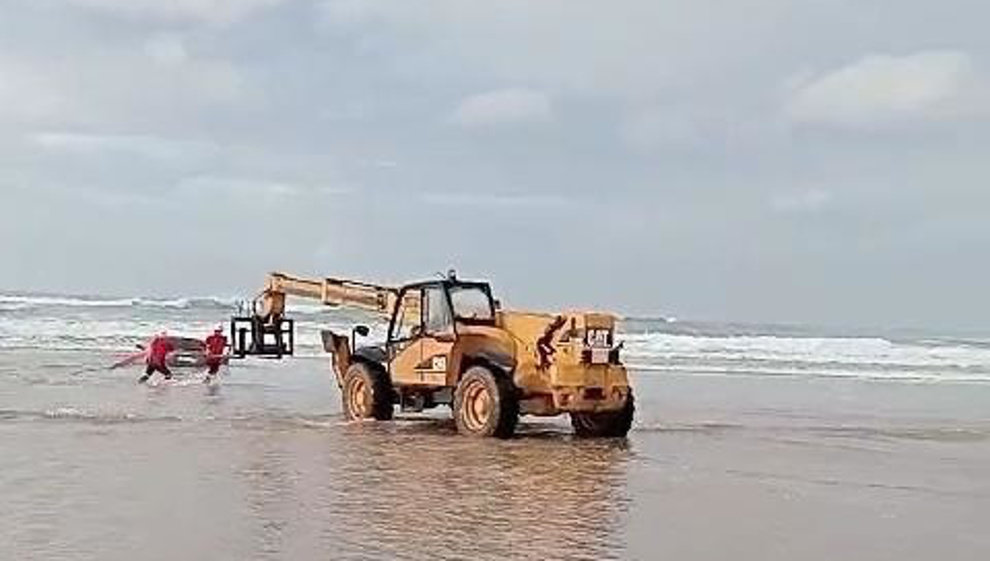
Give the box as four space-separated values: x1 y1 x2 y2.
449 286 494 321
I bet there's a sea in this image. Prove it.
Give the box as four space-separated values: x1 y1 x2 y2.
2 293 988 560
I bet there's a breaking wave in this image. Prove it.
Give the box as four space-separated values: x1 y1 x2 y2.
4 291 990 384
0 294 238 311
619 331 990 383
622 332 990 368
0 407 342 429
0 294 357 318
0 407 186 425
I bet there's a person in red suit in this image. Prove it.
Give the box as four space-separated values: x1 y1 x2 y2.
139 331 174 383
204 326 228 378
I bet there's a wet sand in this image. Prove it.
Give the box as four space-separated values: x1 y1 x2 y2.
1 350 988 560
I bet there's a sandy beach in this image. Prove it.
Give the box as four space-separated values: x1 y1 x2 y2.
2 345 987 560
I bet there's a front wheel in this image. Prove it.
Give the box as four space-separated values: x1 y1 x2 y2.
453 365 518 438
341 362 393 421
570 391 635 438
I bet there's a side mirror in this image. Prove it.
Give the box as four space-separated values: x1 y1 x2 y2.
494 299 502 310
351 325 370 353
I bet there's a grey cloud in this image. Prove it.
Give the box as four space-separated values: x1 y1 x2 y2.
144 33 189 65
30 132 220 164
1 0 989 331
420 192 569 209
60 0 288 24
0 50 246 133
769 189 833 214
451 88 552 128
785 50 985 128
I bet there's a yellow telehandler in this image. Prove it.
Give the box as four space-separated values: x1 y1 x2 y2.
231 271 634 438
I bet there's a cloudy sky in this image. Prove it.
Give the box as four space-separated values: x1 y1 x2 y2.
2 0 988 330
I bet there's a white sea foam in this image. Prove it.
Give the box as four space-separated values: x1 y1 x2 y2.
0 313 368 353
3 292 989 383
0 295 139 308
0 293 368 316
621 333 990 369
624 362 990 383
0 294 238 310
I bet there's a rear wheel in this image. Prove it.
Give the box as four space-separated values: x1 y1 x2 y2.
453 365 518 438
570 390 635 438
341 362 393 421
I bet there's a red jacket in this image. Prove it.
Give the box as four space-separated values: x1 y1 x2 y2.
148 336 174 366
206 333 227 357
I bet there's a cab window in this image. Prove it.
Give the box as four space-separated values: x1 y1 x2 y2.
390 289 422 342
449 286 494 321
424 286 453 336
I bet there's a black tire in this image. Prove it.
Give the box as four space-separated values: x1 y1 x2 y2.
341 362 393 421
570 390 635 438
453 365 519 438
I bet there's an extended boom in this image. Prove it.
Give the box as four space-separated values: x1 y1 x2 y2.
256 272 400 320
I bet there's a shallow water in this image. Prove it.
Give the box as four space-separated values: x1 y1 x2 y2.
2 349 989 560
5 293 990 383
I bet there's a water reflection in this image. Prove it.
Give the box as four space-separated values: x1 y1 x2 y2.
240 417 633 560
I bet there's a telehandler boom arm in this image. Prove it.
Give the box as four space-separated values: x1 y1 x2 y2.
232 271 421 358
256 272 401 320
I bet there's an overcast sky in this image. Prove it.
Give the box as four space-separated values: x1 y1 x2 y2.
2 0 988 330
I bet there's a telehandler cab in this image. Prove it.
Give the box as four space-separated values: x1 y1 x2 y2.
232 271 634 438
